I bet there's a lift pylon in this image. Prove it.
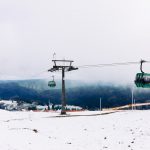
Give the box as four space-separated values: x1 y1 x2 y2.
48 59 78 114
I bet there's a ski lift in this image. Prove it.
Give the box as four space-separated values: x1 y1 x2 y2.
135 60 150 88
48 76 56 88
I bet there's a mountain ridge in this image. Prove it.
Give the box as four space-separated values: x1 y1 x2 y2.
0 79 149 110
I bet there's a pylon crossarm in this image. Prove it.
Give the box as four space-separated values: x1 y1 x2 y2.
52 60 74 63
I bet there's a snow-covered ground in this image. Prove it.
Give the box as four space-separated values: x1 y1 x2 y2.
0 110 150 150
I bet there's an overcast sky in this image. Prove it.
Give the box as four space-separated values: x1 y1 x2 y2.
0 0 150 84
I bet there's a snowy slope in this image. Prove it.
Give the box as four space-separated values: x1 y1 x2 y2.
0 110 150 150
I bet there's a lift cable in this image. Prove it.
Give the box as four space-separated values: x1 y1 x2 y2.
0 60 149 80
29 70 48 78
26 60 150 78
78 60 150 69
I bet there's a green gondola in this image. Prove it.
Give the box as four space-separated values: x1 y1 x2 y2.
48 81 56 87
48 76 56 87
135 60 150 88
135 73 150 88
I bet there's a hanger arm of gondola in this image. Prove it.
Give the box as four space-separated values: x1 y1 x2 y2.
140 60 146 74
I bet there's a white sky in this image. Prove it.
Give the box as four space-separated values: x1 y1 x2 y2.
0 0 150 83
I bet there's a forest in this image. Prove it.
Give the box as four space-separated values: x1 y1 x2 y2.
0 79 149 110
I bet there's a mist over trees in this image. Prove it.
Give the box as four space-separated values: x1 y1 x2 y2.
0 80 149 110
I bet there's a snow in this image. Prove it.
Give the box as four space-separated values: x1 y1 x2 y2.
0 110 150 150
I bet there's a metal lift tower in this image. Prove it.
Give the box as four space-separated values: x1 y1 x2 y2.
48 60 78 115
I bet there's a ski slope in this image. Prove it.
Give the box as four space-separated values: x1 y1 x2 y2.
0 110 150 150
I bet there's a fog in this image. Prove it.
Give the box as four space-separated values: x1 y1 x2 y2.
0 0 150 84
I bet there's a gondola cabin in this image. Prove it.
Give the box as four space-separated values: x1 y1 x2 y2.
48 81 56 88
135 73 150 88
